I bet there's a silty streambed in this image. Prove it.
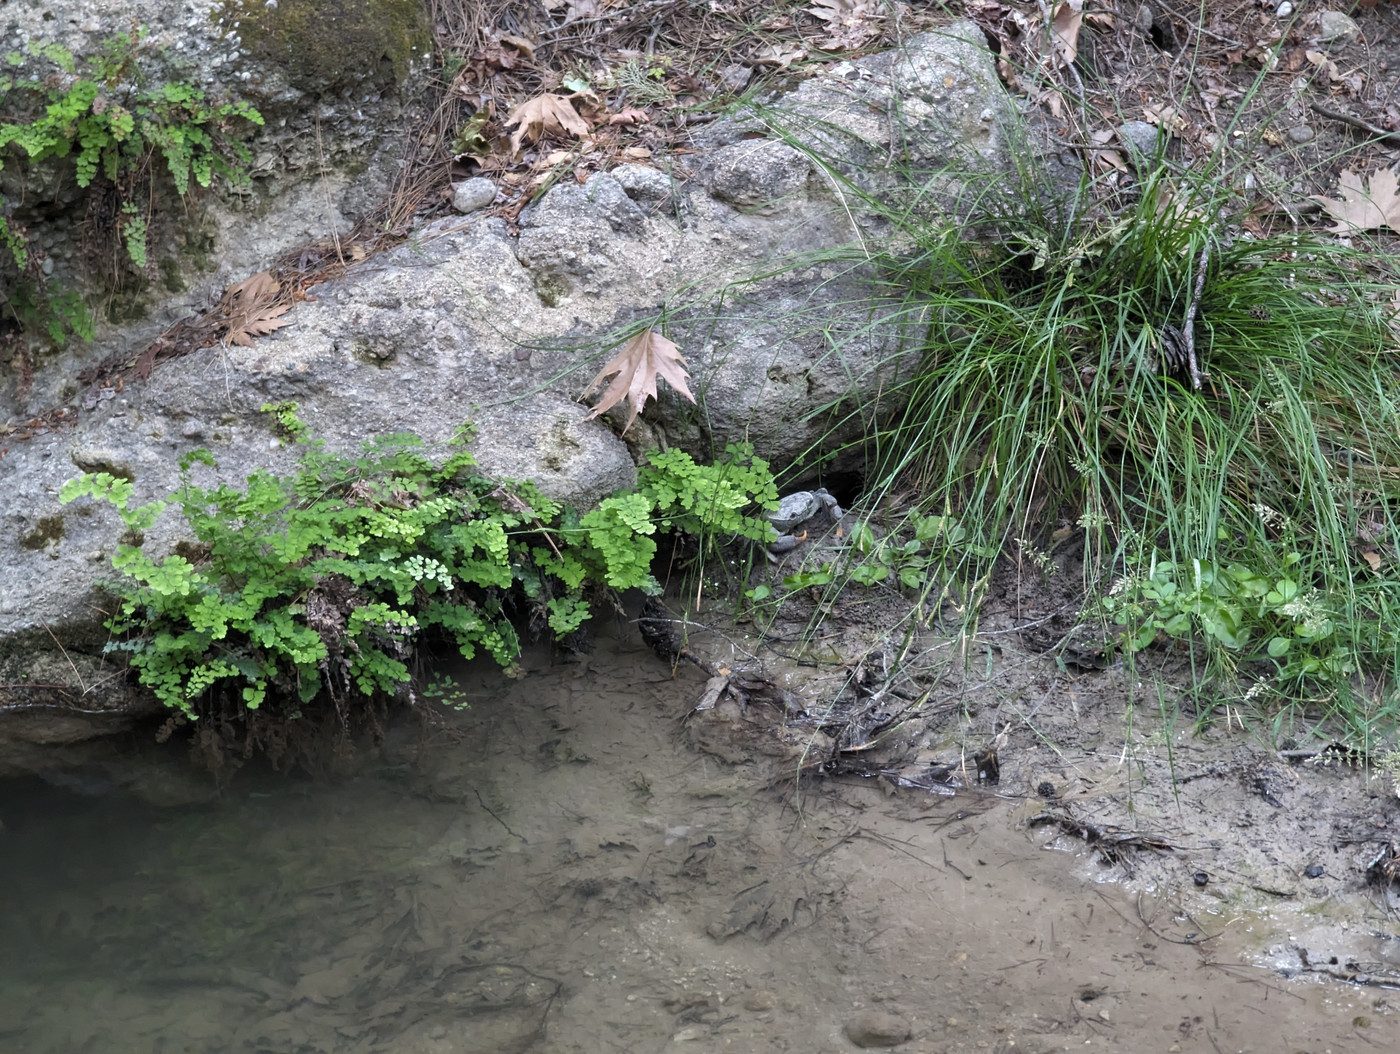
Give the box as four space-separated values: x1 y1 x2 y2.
0 629 1396 1053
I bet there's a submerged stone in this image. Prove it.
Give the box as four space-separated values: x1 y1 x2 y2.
844 1009 912 1048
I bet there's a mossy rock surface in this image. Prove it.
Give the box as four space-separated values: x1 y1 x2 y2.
227 0 430 95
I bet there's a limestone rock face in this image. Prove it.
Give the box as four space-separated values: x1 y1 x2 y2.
0 23 1068 775
706 141 814 207
1 0 431 419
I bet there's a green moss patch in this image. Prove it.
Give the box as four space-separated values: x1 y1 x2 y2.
225 0 431 95
20 515 65 551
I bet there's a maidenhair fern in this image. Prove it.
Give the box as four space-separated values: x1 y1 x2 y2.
60 408 777 719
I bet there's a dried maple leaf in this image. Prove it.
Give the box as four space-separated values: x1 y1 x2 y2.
584 329 696 432
220 271 293 347
505 93 590 154
1311 168 1400 235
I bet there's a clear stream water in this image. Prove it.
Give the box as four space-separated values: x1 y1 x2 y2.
1 631 1396 1053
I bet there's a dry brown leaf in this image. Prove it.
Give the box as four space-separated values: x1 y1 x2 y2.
1050 0 1084 67
505 93 589 154
498 34 535 60
609 106 650 126
564 0 602 22
220 271 293 347
584 329 696 432
1311 168 1400 235
1363 549 1383 571
1305 49 1343 81
808 0 882 25
1089 128 1127 174
750 42 808 67
808 0 884 49
1142 103 1186 133
808 0 852 21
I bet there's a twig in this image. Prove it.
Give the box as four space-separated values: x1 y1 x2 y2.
1182 238 1211 390
941 838 972 880
1134 891 1226 946
1309 101 1400 147
536 0 677 42
0 701 143 716
42 619 90 694
475 786 525 842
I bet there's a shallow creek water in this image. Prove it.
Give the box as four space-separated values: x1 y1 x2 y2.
1 630 1397 1053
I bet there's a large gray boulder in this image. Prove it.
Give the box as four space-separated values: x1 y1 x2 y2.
1 0 432 418
0 23 1063 774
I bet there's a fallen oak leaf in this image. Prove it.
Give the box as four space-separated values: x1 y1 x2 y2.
220 271 293 347
584 328 696 433
1310 167 1400 235
505 93 589 154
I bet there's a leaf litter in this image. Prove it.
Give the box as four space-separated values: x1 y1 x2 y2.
218 271 295 347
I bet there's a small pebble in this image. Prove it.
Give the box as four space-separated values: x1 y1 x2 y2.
1117 120 1163 168
1304 862 1325 878
743 989 777 1011
1276 1 1293 17
1317 10 1360 44
451 177 496 214
844 1009 912 1048
1286 124 1314 144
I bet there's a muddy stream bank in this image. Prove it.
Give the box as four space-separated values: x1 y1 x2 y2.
1 627 1397 1053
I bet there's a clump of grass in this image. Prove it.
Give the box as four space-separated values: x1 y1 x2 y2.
777 126 1400 737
